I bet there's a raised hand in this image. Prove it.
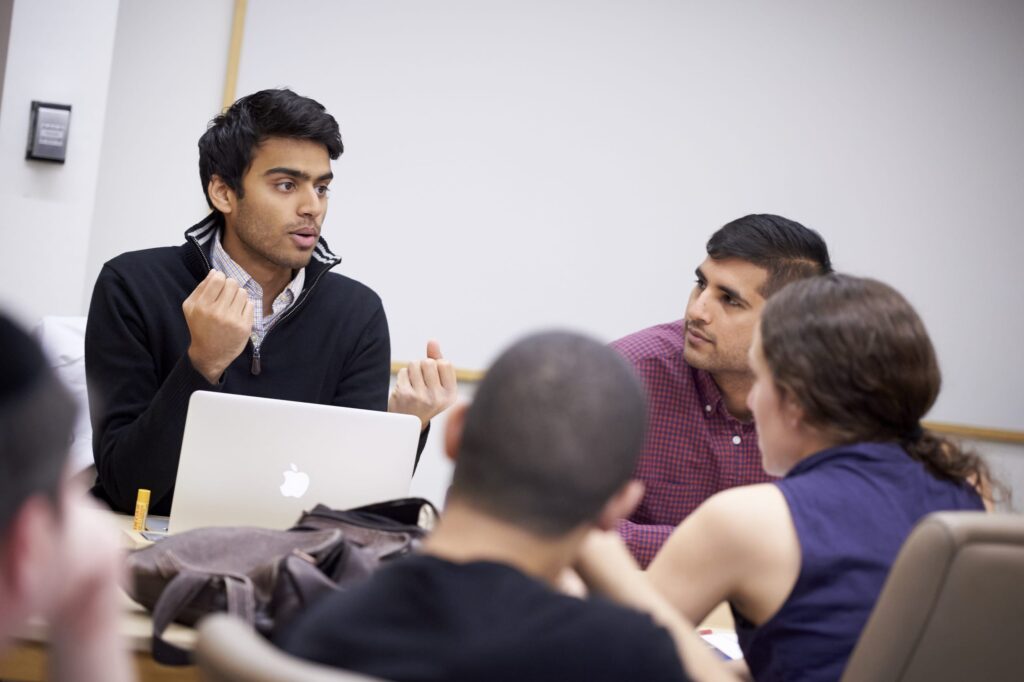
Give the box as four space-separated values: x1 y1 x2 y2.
388 340 458 430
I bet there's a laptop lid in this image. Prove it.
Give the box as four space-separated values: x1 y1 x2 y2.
169 391 421 533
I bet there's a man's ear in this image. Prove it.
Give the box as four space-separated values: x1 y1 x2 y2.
595 480 645 532
444 401 470 463
207 175 237 215
780 388 807 431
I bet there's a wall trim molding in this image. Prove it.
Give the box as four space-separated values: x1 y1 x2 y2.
921 421 1024 445
391 362 484 384
392 362 1023 445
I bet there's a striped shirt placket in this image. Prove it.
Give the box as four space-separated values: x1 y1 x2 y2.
210 230 305 374
208 229 301 329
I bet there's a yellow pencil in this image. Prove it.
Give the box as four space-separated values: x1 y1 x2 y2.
132 488 151 532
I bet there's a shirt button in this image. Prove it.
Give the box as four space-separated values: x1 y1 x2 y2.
705 404 712 413
732 435 742 445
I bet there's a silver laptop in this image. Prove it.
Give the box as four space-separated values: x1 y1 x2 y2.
168 391 421 533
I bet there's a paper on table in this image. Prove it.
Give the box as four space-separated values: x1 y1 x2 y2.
699 628 743 660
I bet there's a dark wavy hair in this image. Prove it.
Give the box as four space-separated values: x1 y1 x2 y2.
707 214 832 296
198 88 343 209
760 274 993 499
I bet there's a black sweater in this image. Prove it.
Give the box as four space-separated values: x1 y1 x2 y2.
86 214 410 515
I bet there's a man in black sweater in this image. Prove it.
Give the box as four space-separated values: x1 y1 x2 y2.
86 89 456 515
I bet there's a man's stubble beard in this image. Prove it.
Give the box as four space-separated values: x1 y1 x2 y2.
683 343 750 377
233 204 315 271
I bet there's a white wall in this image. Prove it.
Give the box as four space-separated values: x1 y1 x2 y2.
63 1 1024 433
0 0 120 326
83 0 235 303
0 0 14 104
2 2 1020 509
231 0 1024 433
234 0 1024 508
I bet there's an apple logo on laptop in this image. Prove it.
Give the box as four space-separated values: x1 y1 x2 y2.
280 463 310 498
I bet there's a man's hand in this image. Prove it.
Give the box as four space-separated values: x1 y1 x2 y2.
575 529 642 598
183 270 254 384
49 498 123 638
48 489 133 682
557 568 589 598
388 340 458 430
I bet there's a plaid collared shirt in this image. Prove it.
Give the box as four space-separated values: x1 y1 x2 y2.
210 230 306 347
612 320 773 567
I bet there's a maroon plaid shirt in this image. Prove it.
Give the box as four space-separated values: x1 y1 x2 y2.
612 320 774 567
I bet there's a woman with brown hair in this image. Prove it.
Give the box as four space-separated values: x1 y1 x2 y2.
644 274 991 681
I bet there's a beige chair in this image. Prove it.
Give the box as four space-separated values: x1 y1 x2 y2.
841 511 1024 682
196 613 390 682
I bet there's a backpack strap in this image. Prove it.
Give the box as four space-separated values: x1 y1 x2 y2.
223 573 257 623
150 569 255 665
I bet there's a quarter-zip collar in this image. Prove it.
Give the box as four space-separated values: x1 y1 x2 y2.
182 212 342 288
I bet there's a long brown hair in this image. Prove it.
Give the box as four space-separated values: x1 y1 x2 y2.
760 274 993 499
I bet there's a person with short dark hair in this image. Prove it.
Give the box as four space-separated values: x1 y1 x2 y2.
278 331 735 682
0 313 131 682
612 214 832 565
643 274 990 681
86 89 457 515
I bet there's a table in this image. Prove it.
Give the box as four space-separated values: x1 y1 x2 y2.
0 515 198 682
0 513 738 680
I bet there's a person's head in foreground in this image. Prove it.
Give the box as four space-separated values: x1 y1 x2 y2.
443 330 648 542
0 313 129 681
280 331 735 682
0 313 78 632
648 274 988 682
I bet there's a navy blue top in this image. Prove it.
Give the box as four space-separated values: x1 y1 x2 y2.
732 441 984 682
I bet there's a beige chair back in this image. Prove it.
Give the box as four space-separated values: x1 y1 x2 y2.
841 511 1024 682
196 613 389 682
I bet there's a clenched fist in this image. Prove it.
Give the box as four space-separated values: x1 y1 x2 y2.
182 270 254 384
388 340 458 430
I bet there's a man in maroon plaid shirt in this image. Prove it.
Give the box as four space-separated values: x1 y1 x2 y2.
613 214 832 567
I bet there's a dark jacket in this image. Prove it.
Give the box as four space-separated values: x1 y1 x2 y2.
87 213 407 515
